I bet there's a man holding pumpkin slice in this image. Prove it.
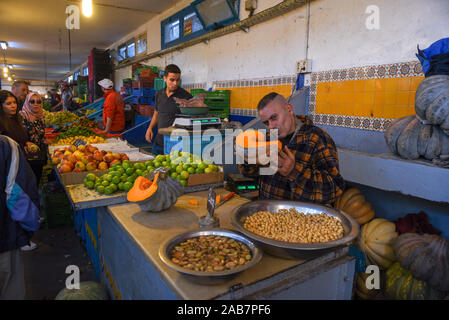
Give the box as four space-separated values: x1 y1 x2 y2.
238 92 345 205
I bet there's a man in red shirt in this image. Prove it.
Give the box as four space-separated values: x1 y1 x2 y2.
98 78 125 134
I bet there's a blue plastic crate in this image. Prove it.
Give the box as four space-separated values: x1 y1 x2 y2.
133 96 154 105
121 119 155 147
132 88 155 97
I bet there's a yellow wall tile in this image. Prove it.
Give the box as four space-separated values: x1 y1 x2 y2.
354 92 364 104
409 91 416 106
396 91 409 105
385 78 397 91
375 79 386 91
373 104 384 118
353 80 365 92
363 92 375 105
397 77 411 91
374 92 385 105
411 76 424 91
383 106 396 119
385 92 396 105
365 79 376 91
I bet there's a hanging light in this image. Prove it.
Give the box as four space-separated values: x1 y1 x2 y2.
0 41 7 50
82 0 93 17
3 66 8 73
7 76 12 81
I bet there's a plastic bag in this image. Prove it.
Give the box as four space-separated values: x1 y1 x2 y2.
416 37 449 77
173 93 207 108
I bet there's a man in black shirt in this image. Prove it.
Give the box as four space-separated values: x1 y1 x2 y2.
145 64 192 155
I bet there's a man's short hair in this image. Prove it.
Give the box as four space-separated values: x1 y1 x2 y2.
12 80 29 88
164 64 181 75
257 92 286 111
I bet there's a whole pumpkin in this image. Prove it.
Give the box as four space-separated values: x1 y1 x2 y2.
384 262 445 300
384 116 449 160
127 167 183 212
358 218 398 270
415 75 449 133
55 281 109 300
355 272 380 300
393 233 449 291
335 188 375 225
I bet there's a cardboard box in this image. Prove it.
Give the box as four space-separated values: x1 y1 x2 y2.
187 166 224 187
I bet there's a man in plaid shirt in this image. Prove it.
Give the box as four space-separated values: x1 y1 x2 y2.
238 92 345 205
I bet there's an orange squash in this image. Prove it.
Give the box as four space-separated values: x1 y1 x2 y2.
126 168 183 212
235 129 282 150
127 175 157 202
335 188 375 225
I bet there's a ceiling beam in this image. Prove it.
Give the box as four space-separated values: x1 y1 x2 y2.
66 0 159 14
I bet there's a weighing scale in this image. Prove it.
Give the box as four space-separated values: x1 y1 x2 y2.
173 114 221 129
225 173 259 194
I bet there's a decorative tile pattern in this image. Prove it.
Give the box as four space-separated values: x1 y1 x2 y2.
310 61 424 132
184 82 207 90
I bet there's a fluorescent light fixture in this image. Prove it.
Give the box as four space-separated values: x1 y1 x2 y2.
0 41 8 50
8 65 12 69
3 73 7 78
82 0 93 17
3 67 8 73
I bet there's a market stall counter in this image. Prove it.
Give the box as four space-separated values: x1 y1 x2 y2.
97 188 356 300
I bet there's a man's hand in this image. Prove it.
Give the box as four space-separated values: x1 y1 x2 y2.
145 129 153 143
277 146 295 176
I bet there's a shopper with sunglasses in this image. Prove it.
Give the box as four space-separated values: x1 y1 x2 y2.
20 92 48 187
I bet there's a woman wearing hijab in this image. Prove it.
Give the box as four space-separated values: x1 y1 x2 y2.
20 92 48 186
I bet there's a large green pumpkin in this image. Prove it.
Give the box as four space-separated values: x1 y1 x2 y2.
55 281 109 300
384 262 445 300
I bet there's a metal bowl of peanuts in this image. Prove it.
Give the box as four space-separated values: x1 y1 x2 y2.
231 200 360 260
159 228 263 284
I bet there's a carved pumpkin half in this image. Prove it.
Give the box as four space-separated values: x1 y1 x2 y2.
126 167 184 212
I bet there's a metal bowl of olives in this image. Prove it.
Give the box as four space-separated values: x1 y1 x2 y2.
159 228 263 284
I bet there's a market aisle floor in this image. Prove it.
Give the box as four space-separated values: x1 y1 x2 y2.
22 225 97 300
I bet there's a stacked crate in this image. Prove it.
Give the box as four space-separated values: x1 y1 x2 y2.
122 78 133 96
190 89 231 119
132 67 158 118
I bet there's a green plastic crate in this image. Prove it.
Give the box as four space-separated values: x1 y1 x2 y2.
43 191 74 228
154 78 166 91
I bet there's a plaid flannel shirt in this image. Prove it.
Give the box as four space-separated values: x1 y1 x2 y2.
239 115 345 205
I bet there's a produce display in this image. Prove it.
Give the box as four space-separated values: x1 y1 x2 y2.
385 262 445 300
126 167 183 212
52 144 129 173
52 136 107 146
44 110 79 125
169 235 252 272
358 218 398 270
334 187 375 225
384 115 449 160
83 161 148 195
53 117 97 133
415 75 449 134
143 152 219 187
242 209 344 243
393 233 449 291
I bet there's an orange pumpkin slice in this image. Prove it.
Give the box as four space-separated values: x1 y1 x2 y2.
127 173 160 202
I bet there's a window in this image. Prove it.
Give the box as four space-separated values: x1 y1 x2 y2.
68 75 73 83
136 33 147 55
192 0 239 30
74 70 80 81
127 38 136 58
83 66 88 76
118 43 127 62
161 1 239 49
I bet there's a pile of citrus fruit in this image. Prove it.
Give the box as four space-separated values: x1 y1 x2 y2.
83 160 148 195
148 152 219 187
82 152 219 194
